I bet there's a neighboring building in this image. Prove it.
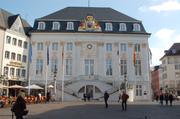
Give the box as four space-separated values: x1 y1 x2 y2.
160 43 180 96
151 66 160 98
30 7 151 101
0 9 31 96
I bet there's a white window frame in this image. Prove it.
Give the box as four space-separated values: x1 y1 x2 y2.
52 42 58 51
65 59 72 75
37 42 43 51
5 51 10 59
106 59 113 76
120 43 127 52
38 22 45 30
105 23 113 31
136 85 142 96
12 38 17 45
21 69 26 77
106 43 112 52
10 68 15 76
6 36 11 44
133 23 141 31
135 60 141 76
120 60 127 75
66 22 74 30
119 23 127 31
135 44 141 52
85 59 94 75
66 42 73 51
17 54 21 61
36 59 43 75
52 22 60 30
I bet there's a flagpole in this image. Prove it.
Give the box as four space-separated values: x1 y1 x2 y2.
28 42 32 95
45 44 49 100
61 44 64 102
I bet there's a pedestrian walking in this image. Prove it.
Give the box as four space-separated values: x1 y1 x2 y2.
121 91 129 111
11 96 28 119
169 93 173 106
159 93 164 105
83 93 87 102
104 91 109 108
164 92 169 105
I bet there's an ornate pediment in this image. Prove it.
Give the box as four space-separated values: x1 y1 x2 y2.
78 15 102 32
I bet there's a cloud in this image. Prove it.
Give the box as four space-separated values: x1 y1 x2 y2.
149 0 180 12
151 28 180 66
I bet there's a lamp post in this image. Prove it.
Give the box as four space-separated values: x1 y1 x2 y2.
54 65 57 95
124 73 127 93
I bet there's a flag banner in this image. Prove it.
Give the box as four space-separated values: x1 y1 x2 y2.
29 43 32 63
133 48 136 66
47 46 49 65
62 45 64 65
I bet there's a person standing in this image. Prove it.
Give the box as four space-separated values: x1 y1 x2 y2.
121 91 129 111
164 92 169 105
169 93 174 106
12 96 27 119
159 93 164 105
104 91 109 108
83 93 87 102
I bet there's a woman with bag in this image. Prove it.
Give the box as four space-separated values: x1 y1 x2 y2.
12 95 28 119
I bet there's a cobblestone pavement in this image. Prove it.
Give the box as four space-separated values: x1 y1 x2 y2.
0 101 180 119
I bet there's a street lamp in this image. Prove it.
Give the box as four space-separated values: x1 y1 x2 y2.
54 65 57 95
124 73 127 93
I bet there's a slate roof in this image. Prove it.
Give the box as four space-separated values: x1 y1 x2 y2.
39 7 139 22
32 7 149 34
0 8 31 35
161 43 180 60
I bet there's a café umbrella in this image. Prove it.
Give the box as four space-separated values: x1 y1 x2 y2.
25 84 43 90
9 84 25 96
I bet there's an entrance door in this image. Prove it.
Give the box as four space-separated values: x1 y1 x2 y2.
86 85 93 98
85 59 94 75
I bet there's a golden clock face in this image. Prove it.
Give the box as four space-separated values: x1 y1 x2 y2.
87 44 92 49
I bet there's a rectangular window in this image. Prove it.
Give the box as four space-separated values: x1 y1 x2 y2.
36 59 43 74
23 41 28 49
51 59 58 73
65 59 72 75
52 42 58 51
66 42 73 51
11 52 16 60
17 54 21 61
66 22 74 30
135 44 141 52
85 59 94 75
5 51 10 59
175 64 180 70
21 69 26 77
121 43 127 52
136 85 142 96
22 55 27 63
6 36 11 44
16 69 21 77
135 60 141 76
121 60 127 75
37 43 43 51
18 40 22 47
106 59 112 76
4 67 8 75
12 38 17 45
106 43 112 52
10 68 15 76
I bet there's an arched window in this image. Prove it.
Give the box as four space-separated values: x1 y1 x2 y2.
133 23 141 31
105 23 113 31
119 23 127 31
52 22 60 30
66 22 74 30
38 22 45 30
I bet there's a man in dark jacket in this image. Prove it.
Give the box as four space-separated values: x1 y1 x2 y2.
12 96 27 119
121 91 129 111
104 91 109 108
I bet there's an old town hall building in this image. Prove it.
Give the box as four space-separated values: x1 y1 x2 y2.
30 7 151 101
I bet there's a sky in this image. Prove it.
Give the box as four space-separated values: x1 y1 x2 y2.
1 0 180 66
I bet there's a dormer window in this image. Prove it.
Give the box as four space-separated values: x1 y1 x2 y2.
119 23 127 31
66 22 74 30
52 22 60 30
38 22 45 30
105 23 113 31
133 23 141 31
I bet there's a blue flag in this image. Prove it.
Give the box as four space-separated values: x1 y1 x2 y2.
47 46 49 65
29 43 32 63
